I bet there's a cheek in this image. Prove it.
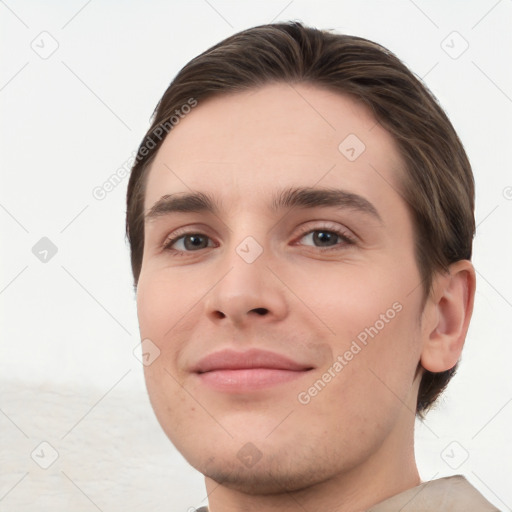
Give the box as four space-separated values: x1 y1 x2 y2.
137 272 197 439
297 258 422 392
143 360 198 449
136 272 189 387
299 306 421 443
296 261 400 328
136 270 189 340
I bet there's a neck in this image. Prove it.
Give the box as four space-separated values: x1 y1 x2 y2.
203 411 420 512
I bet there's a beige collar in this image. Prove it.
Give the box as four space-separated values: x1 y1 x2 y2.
195 475 500 511
368 475 500 511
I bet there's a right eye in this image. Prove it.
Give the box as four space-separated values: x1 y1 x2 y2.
162 232 215 254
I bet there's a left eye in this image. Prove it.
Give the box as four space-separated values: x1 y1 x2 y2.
297 229 354 249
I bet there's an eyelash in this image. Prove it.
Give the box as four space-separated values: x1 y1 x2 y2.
161 223 356 256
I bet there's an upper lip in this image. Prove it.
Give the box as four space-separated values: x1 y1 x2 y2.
192 349 313 373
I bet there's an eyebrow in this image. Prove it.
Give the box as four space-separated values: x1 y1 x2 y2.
144 186 383 224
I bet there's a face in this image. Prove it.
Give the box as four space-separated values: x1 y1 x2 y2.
136 83 426 494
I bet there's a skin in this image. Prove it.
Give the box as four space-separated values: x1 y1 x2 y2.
136 83 476 512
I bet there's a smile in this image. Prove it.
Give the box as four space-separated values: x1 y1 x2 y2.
192 348 314 393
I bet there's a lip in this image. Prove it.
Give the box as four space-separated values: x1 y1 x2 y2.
191 348 314 393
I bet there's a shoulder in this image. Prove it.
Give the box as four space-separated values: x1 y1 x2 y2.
368 475 501 511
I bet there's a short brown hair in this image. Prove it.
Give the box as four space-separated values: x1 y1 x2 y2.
126 21 475 416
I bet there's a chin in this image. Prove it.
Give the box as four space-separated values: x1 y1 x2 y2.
188 442 346 495
202 462 325 495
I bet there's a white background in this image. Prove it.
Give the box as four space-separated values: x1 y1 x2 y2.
1 1 511 510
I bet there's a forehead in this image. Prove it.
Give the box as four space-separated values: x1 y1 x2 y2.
143 83 405 213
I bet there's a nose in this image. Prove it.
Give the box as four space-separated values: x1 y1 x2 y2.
203 241 289 328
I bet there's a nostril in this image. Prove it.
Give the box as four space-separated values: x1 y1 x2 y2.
251 308 268 316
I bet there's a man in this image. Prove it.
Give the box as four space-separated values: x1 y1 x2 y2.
126 21 499 511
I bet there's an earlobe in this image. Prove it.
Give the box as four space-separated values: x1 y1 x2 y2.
420 260 476 373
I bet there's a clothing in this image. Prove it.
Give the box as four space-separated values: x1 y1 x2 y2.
193 475 500 511
367 475 500 511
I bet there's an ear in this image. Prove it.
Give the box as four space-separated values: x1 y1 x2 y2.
420 260 476 373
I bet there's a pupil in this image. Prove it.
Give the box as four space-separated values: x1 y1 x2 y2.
315 231 336 246
186 235 206 250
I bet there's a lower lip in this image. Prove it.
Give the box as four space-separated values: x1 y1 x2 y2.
196 368 311 393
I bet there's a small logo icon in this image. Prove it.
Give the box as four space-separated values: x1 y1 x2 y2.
236 236 263 264
237 442 263 468
32 237 58 263
338 134 366 161
31 441 59 469
440 440 469 469
133 338 161 366
441 31 469 60
30 31 59 60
